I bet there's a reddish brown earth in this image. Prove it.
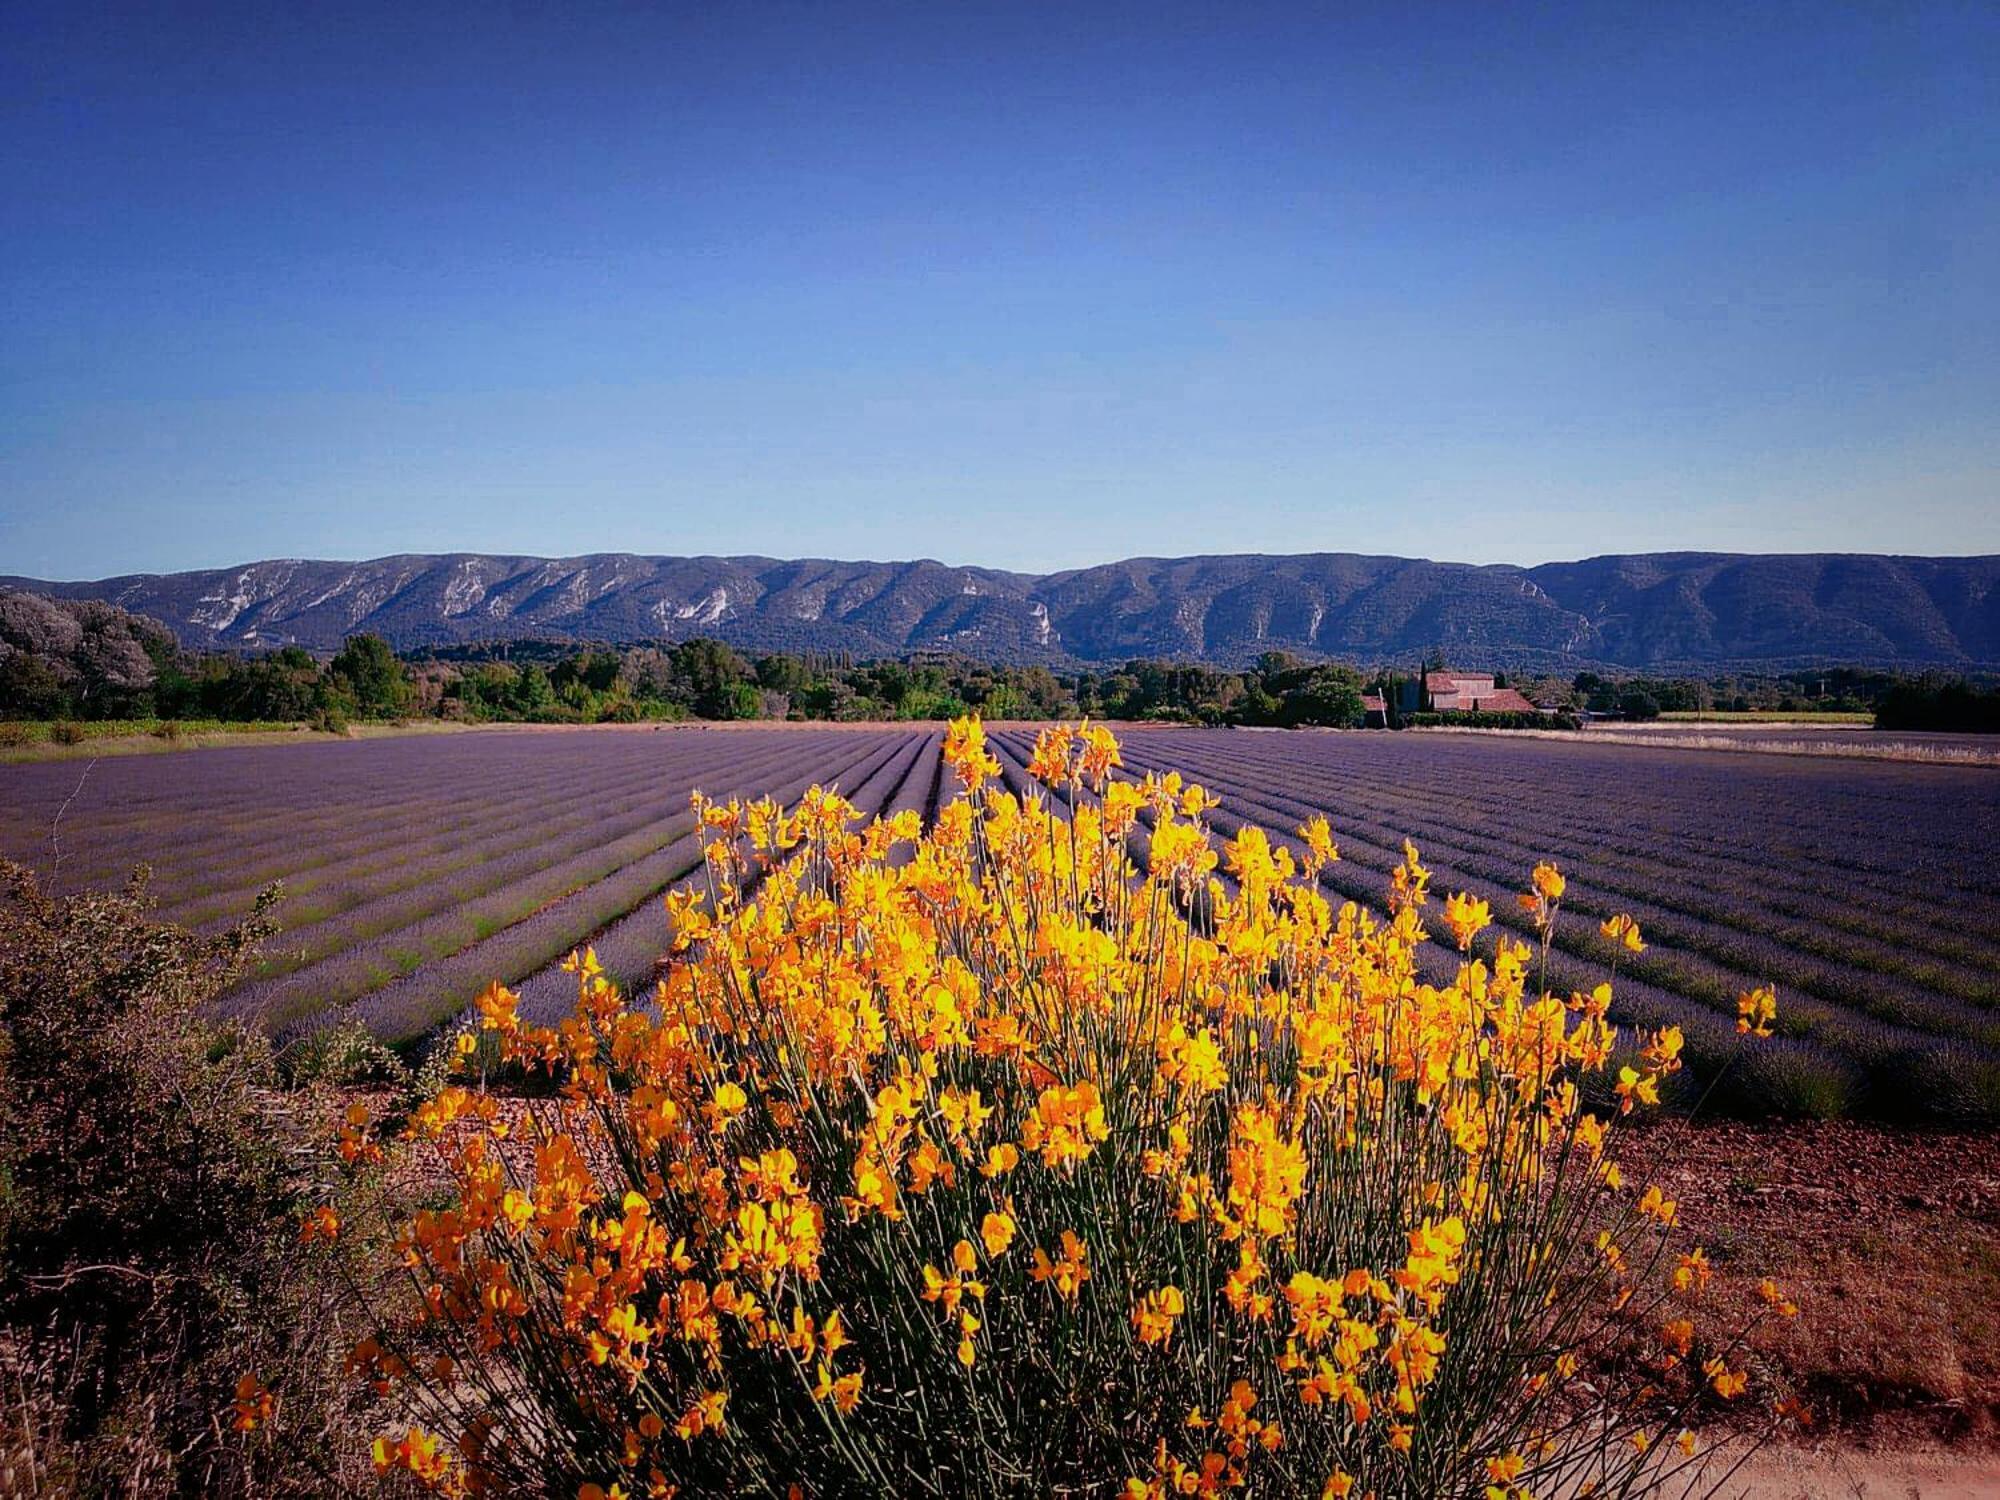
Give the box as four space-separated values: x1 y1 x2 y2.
1624 1117 2000 1492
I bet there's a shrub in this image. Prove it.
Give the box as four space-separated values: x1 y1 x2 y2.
0 862 384 1496
312 707 351 736
367 721 1797 1497
152 719 183 741
1401 710 1577 730
1872 1044 2000 1126
1710 1039 1862 1122
49 721 85 746
280 1012 410 1089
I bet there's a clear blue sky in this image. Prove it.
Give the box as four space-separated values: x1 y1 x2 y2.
3 0 1995 580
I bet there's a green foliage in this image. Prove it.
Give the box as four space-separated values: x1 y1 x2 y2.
327 634 413 720
279 1014 410 1090
26 608 1973 739
1401 710 1571 730
1562 666 1960 720
1874 674 2000 733
1714 1045 1863 1122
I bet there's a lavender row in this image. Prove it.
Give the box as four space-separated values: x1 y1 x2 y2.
1161 730 2000 929
385 732 920 1038
1108 735 1999 1059
261 732 903 1038
512 729 940 1024
228 732 845 995
1126 737 2000 1025
4 730 749 902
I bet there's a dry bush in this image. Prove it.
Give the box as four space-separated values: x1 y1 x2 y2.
0 861 389 1497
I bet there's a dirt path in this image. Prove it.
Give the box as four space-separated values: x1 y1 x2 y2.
1705 1440 2000 1497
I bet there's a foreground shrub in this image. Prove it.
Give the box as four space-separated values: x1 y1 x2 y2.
281 1011 412 1090
369 720 1796 1497
1710 1040 1862 1122
0 862 382 1496
1872 1043 2000 1126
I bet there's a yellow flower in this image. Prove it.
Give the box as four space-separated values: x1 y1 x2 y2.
1442 891 1491 951
1599 913 1645 954
1029 1229 1091 1299
299 1204 340 1244
363 718 1807 1496
1636 1184 1677 1226
706 1080 749 1134
943 714 1000 790
1737 985 1778 1037
817 1366 862 1415
1661 1318 1694 1357
674 1389 728 1440
371 1427 454 1485
1673 1248 1713 1295
821 1310 849 1358
979 1142 1020 1177
1020 1081 1110 1170
1224 1105 1307 1241
1394 1216 1466 1313
980 1209 1016 1258
1132 1285 1186 1345
231 1372 274 1432
1702 1356 1747 1399
1297 815 1339 872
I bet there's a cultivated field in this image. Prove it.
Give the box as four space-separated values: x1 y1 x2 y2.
2 721 1995 1123
0 725 941 1042
992 726 2000 1124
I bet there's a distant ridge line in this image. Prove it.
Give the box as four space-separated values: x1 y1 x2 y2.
8 549 1998 671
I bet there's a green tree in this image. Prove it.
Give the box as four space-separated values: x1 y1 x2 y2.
327 634 412 719
512 664 556 718
1280 667 1367 728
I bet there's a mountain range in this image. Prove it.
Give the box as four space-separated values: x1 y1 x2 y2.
8 551 1999 671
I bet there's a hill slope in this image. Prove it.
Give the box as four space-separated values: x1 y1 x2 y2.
9 551 1997 669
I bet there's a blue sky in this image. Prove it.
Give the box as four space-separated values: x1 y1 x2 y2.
3 0 1996 580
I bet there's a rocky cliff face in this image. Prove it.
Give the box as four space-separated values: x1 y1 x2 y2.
10 550 1997 669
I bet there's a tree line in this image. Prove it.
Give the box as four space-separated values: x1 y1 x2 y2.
407 642 1378 728
0 591 1377 728
4 589 1994 732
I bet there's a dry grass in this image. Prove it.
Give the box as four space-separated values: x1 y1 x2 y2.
1409 724 2000 766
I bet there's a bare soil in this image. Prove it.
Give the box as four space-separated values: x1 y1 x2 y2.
1624 1117 2000 1476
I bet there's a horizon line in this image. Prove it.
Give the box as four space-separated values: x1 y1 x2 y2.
16 543 2000 587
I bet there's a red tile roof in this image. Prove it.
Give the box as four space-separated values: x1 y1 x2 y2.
1468 688 1537 713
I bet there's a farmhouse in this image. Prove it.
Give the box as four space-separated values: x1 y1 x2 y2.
1423 670 1538 715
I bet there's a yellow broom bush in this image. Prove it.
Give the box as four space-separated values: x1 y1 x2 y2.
360 719 1795 1497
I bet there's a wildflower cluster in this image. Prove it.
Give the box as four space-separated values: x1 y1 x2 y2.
363 720 1796 1497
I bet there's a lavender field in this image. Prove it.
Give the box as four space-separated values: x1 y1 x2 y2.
995 726 2000 1124
0 725 938 1041
3 722 1995 1121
